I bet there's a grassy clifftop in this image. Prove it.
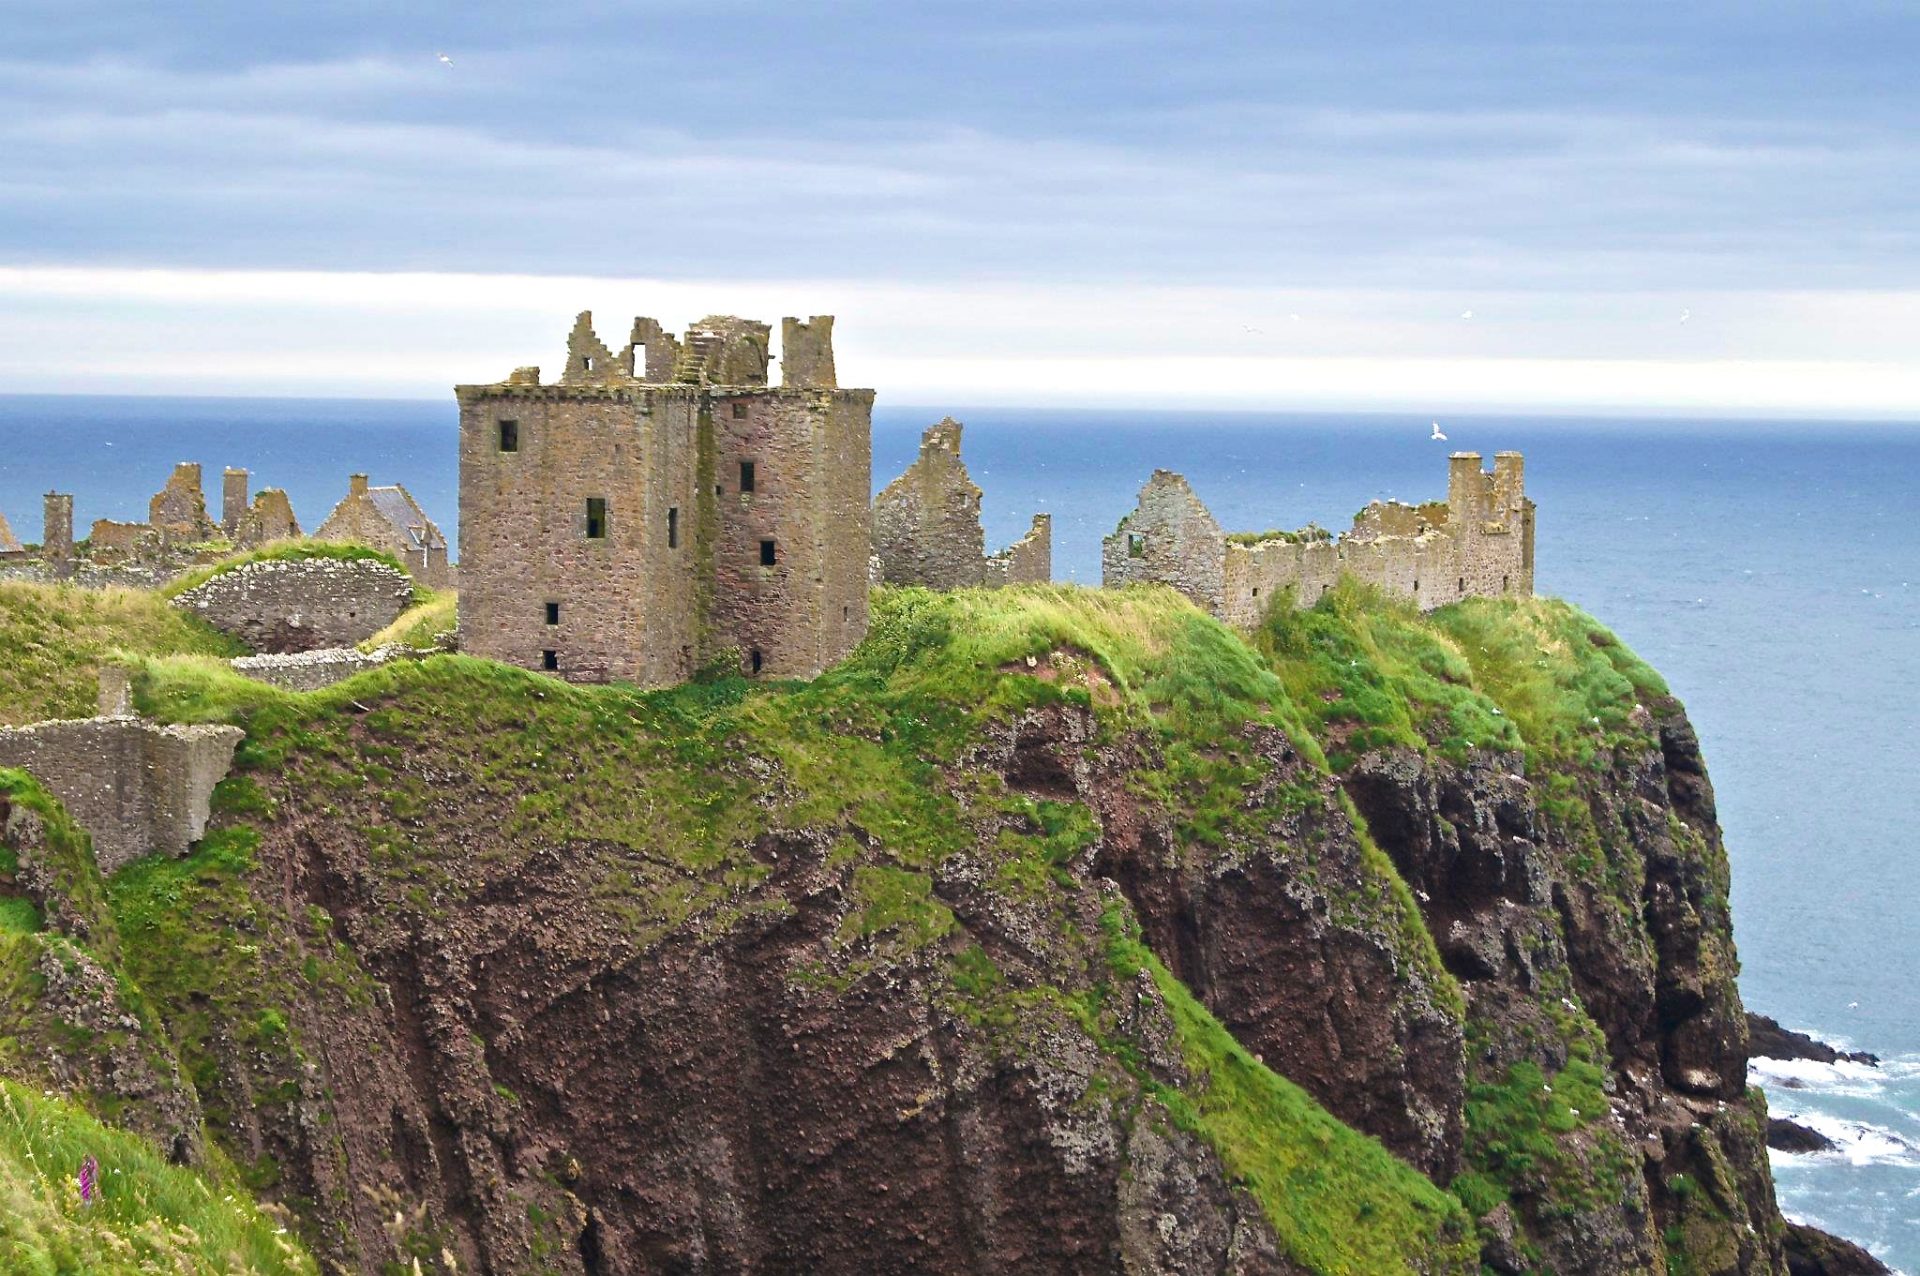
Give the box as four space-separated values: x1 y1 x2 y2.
0 579 1767 1275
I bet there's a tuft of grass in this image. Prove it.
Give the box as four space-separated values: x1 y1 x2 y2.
0 1080 316 1275
360 590 456 652
1257 580 1520 770
0 582 242 725
1101 906 1477 1275
160 539 411 601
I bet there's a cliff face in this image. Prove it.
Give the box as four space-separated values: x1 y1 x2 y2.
1 584 1802 1275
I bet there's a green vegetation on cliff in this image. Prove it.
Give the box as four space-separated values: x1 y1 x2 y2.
0 1080 314 1276
0 583 240 726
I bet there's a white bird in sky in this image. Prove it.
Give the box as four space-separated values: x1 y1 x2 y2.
1460 309 1474 320
1430 421 1448 441
437 52 454 66
1680 308 1692 324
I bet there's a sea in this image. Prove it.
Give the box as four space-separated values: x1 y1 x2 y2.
1 394 1916 1269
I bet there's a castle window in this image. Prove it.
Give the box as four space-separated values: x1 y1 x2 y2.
1413 579 1420 592
498 420 519 453
1251 587 1259 597
750 648 764 675
1127 533 1145 559
843 604 850 621
1502 574 1510 591
732 401 748 419
740 461 756 493
1458 576 1465 592
542 650 559 671
582 355 594 372
585 497 609 540
545 602 560 626
667 507 679 548
759 539 777 566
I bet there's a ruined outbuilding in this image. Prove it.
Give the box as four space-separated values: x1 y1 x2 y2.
314 476 451 589
1104 452 1534 625
220 469 302 548
872 419 1052 589
0 673 242 875
456 310 871 685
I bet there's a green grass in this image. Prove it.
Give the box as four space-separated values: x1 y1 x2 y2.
1101 907 1477 1276
0 1080 316 1275
359 590 455 651
0 582 242 725
159 539 411 601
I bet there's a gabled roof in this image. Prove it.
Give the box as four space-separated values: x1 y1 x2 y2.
366 485 446 552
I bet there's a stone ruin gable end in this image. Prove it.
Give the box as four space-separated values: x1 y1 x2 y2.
0 717 242 874
872 418 987 589
984 514 1053 586
234 488 301 549
147 462 219 541
1101 470 1228 614
456 311 873 687
172 556 415 654
313 476 451 589
0 508 22 556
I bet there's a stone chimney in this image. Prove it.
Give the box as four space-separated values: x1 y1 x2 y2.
222 467 249 536
349 474 369 497
42 492 74 567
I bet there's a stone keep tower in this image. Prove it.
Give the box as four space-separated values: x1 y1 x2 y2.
456 311 873 686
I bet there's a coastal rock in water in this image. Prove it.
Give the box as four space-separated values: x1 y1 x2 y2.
1783 1223 1892 1276
1766 1118 1837 1155
1747 1014 1879 1066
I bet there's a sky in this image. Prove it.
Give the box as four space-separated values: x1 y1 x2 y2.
3 0 1918 413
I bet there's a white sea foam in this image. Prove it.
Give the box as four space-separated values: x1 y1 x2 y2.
1769 1112 1920 1169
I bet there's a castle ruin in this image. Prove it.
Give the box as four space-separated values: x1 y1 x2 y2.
871 418 1052 589
456 311 872 685
314 475 449 589
1104 452 1534 625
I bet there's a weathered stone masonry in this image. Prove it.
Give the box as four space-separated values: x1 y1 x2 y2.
1104 452 1534 625
0 700 242 875
171 556 415 654
871 418 1052 589
457 311 871 686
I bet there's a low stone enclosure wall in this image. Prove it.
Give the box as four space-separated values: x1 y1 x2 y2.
0 715 241 874
228 644 412 692
172 555 415 653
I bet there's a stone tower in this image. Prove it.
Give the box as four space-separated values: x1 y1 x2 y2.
456 311 872 686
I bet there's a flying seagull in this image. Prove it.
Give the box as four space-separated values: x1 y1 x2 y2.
1460 309 1474 320
437 52 454 66
1680 308 1691 324
1430 421 1448 441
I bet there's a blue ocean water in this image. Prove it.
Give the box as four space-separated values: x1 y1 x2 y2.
2 394 1917 1268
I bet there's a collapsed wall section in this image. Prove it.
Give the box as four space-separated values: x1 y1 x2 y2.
984 514 1052 586
872 420 1051 590
0 717 242 874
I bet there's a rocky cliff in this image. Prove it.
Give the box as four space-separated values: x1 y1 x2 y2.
0 582 1852 1274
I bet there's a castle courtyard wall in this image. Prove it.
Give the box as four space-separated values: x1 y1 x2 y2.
984 514 1052 586
172 556 415 653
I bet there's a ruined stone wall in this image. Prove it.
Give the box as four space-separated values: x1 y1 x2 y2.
235 489 300 548
42 494 73 567
457 385 704 685
172 557 414 653
1100 470 1227 613
228 646 409 692
86 520 161 565
222 469 249 536
1107 455 1534 627
0 510 21 556
780 317 837 389
984 514 1052 586
0 717 241 873
872 419 986 589
147 463 218 540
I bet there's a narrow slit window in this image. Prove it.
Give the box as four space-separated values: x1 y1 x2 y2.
739 461 756 493
667 507 679 549
749 649 764 675
1457 576 1465 592
498 419 519 452
585 498 608 540
541 650 558 671
1413 578 1420 591
1502 574 1510 591
759 539 777 566
545 602 560 626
